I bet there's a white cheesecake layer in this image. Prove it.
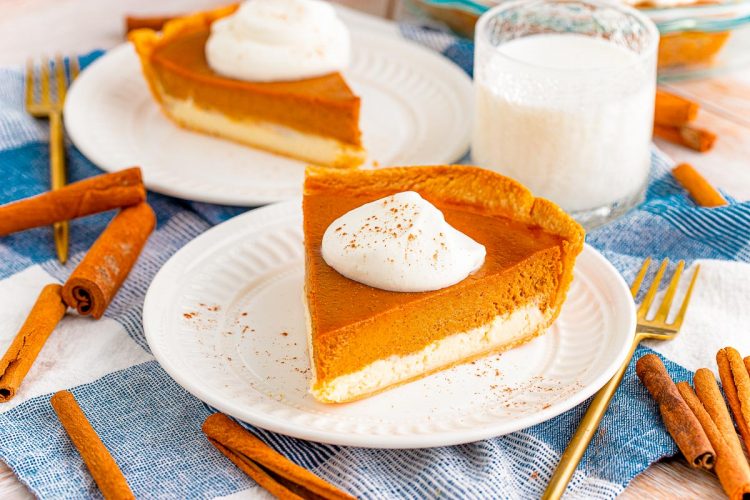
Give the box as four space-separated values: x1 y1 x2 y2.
310 301 550 403
159 94 365 168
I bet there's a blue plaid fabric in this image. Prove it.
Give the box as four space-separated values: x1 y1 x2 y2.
0 23 746 500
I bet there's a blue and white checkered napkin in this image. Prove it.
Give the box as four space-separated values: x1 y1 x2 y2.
1 23 750 500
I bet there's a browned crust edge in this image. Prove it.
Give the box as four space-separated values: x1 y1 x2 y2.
128 4 239 107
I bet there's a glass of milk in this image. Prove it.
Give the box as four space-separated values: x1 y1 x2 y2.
472 0 659 228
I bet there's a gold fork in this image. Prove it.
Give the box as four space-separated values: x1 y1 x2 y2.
25 55 79 264
542 257 701 500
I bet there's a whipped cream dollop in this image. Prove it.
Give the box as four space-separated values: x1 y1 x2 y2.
205 0 351 82
321 192 486 293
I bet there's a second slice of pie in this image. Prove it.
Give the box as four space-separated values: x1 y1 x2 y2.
129 4 365 168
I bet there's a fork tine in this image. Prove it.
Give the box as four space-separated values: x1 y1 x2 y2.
653 260 685 322
671 265 701 329
630 258 652 298
69 56 80 81
25 59 34 107
54 54 66 103
39 57 50 105
638 258 669 318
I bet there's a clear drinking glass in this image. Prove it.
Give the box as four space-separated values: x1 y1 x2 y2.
472 0 659 228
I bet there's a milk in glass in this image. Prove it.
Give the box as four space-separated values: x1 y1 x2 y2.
472 0 658 226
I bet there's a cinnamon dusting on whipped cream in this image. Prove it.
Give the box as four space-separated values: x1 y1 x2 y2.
321 192 486 292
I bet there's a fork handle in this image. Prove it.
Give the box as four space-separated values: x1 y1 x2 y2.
541 336 641 500
49 112 66 190
49 111 68 264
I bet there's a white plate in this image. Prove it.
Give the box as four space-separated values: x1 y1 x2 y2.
143 201 635 448
64 26 473 206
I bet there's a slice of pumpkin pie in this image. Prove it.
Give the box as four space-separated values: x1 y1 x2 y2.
303 165 584 403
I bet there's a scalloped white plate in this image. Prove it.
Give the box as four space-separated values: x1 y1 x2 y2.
63 25 472 206
143 200 635 448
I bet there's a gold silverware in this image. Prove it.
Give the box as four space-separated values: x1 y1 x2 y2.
25 55 79 264
542 257 700 499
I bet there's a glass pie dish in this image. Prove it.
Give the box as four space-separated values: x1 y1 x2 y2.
405 0 750 80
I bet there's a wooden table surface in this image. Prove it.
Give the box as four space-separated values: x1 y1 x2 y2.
0 0 747 498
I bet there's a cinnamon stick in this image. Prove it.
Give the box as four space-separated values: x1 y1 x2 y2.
62 202 155 319
678 382 750 500
672 163 728 208
210 438 305 500
636 354 715 469
694 368 746 460
203 413 355 500
716 349 750 456
718 348 750 454
654 123 717 153
0 284 66 402
125 15 176 33
51 391 134 500
655 89 700 127
0 168 145 237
